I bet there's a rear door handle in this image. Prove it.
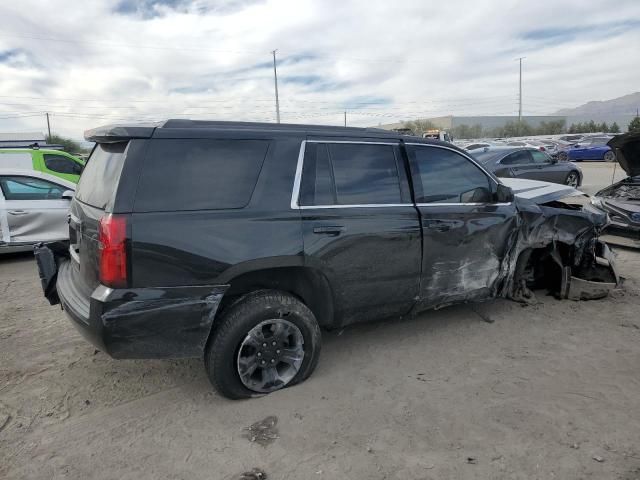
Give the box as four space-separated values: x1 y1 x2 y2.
8 210 28 216
313 225 345 236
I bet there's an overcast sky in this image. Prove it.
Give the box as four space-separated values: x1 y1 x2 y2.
1 0 639 140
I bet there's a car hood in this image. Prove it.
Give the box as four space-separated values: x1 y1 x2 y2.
607 132 640 177
500 178 583 204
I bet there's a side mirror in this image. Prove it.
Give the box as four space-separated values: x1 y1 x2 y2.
61 190 75 200
495 183 514 203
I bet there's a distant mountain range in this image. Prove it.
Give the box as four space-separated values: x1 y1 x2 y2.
553 92 640 116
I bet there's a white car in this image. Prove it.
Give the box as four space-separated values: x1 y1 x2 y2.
0 168 75 253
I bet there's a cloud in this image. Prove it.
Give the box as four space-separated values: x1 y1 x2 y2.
0 0 639 139
521 19 640 45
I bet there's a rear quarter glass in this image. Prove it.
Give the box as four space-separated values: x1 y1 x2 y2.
75 142 128 210
133 139 270 212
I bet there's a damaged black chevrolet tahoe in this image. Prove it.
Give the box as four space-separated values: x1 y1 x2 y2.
35 120 618 399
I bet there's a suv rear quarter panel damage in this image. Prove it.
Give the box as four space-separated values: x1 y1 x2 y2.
96 285 229 359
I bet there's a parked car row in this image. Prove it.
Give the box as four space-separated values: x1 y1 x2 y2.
459 133 618 162
0 147 83 253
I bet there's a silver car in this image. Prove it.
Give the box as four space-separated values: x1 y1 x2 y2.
0 168 74 253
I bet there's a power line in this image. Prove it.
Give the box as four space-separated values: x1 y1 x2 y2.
272 49 280 123
516 57 526 123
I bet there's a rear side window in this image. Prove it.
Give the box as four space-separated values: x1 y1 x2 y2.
134 139 269 212
410 146 492 203
502 150 532 165
75 142 128 209
44 154 83 175
299 142 402 206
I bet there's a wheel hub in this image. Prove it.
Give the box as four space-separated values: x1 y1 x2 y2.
237 319 305 393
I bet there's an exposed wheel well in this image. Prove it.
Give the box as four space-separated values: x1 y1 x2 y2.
216 267 335 329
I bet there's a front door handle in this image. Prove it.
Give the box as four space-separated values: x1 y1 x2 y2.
424 219 457 232
8 210 28 216
313 225 345 236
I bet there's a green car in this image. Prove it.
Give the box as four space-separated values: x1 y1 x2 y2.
0 147 85 183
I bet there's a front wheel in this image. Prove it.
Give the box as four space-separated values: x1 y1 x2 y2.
205 290 322 399
603 150 615 162
558 151 568 162
565 171 580 188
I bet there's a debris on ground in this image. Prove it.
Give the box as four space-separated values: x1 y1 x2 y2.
592 455 605 463
472 307 495 323
244 416 279 446
466 457 477 464
0 413 11 433
237 468 267 479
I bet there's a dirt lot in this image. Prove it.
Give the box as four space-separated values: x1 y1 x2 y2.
1 163 639 480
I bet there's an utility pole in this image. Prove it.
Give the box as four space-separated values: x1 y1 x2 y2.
272 50 280 123
516 57 525 125
46 112 51 140
344 111 347 127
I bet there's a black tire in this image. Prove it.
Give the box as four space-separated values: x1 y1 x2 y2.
558 151 568 162
205 290 321 399
603 150 615 162
565 171 580 187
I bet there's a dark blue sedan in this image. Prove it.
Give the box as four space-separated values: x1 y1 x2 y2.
558 136 616 162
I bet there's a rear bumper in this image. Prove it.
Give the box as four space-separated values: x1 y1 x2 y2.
36 244 228 359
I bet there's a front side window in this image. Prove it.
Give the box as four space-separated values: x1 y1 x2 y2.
502 150 532 165
298 142 402 206
44 154 83 175
410 146 492 204
0 176 66 200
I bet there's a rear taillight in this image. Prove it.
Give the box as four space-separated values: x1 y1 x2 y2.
98 214 127 288
539 146 546 151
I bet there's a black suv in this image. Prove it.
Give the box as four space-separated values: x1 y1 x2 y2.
35 120 617 399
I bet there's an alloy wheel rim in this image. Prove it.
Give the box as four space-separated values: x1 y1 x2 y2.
237 319 305 393
566 173 579 187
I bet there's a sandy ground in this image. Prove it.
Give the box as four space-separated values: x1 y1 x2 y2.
1 163 639 480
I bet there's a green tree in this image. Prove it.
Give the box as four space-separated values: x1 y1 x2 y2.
586 120 597 132
628 116 640 133
46 134 87 154
598 122 609 133
610 122 621 133
452 124 473 139
402 119 437 136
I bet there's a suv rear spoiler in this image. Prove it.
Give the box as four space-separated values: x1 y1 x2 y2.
84 123 161 143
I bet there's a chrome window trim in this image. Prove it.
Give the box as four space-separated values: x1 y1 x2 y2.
300 203 412 210
290 140 514 210
290 139 406 209
417 202 513 207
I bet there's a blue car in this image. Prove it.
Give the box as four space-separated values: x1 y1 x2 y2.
558 136 616 162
